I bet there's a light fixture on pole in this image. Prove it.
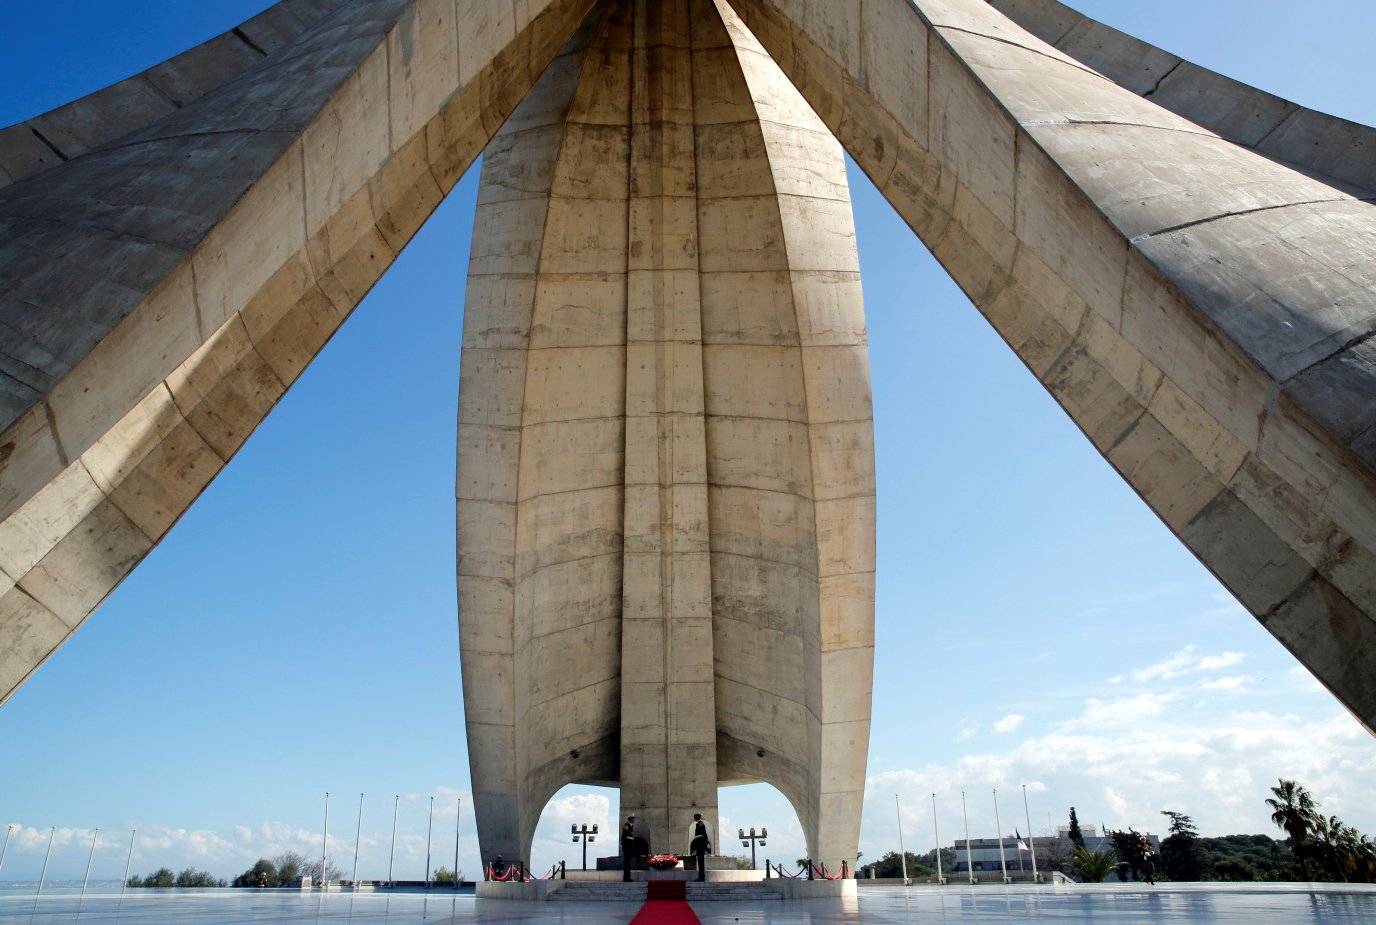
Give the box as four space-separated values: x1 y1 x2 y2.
572 823 598 870
739 827 767 870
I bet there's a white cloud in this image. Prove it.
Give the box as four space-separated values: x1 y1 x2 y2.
954 725 977 742
1130 645 1198 682
992 714 1025 734
1200 675 1253 690
1197 652 1246 671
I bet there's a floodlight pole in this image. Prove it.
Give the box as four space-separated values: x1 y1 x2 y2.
572 824 598 870
739 827 767 870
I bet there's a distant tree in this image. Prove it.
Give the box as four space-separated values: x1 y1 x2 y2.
176 867 227 888
1068 808 1085 850
126 875 145 888
232 858 279 888
867 850 929 879
274 850 306 884
130 867 176 888
432 866 463 883
1213 857 1257 881
725 855 753 870
1071 846 1119 883
1160 811 1211 881
1106 829 1146 881
1036 835 1073 873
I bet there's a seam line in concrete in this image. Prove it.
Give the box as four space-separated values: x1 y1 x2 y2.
1129 197 1350 244
232 27 270 57
28 127 67 161
934 23 1104 82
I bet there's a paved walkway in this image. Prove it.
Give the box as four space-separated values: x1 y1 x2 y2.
4 883 1376 923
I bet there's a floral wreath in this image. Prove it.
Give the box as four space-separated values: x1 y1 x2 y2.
647 854 681 870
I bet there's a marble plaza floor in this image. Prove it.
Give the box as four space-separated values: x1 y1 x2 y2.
3 883 1376 923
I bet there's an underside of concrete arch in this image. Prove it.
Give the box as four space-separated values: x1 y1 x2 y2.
0 0 1374 876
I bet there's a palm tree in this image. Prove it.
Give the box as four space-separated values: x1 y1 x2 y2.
1266 779 1318 878
1071 846 1121 883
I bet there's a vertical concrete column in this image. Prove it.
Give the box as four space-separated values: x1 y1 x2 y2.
617 0 720 849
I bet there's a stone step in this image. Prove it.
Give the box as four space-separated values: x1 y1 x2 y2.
549 882 648 902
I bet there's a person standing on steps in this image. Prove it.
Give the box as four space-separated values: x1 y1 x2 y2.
688 813 712 882
622 815 637 882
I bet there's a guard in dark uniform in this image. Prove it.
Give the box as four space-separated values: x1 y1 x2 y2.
621 815 636 882
689 813 711 882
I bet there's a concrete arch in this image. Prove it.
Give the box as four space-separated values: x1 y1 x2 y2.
724 0 1376 732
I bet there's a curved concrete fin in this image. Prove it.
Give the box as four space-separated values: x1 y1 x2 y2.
725 0 1376 732
988 0 1376 197
457 0 875 869
0 0 596 707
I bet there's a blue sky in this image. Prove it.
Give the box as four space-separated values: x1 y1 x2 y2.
1 0 1374 882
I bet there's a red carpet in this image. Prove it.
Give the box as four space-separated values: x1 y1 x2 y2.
630 881 700 925
629 899 702 925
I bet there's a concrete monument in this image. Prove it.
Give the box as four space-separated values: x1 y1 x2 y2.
0 0 1374 874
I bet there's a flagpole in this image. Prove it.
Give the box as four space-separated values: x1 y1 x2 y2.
79 827 99 912
388 795 399 887
321 791 331 891
425 796 434 888
961 791 975 884
117 828 136 921
993 789 1009 883
0 824 13 878
894 794 910 886
931 793 945 884
1022 784 1040 883
352 792 364 889
33 826 55 913
453 798 462 890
